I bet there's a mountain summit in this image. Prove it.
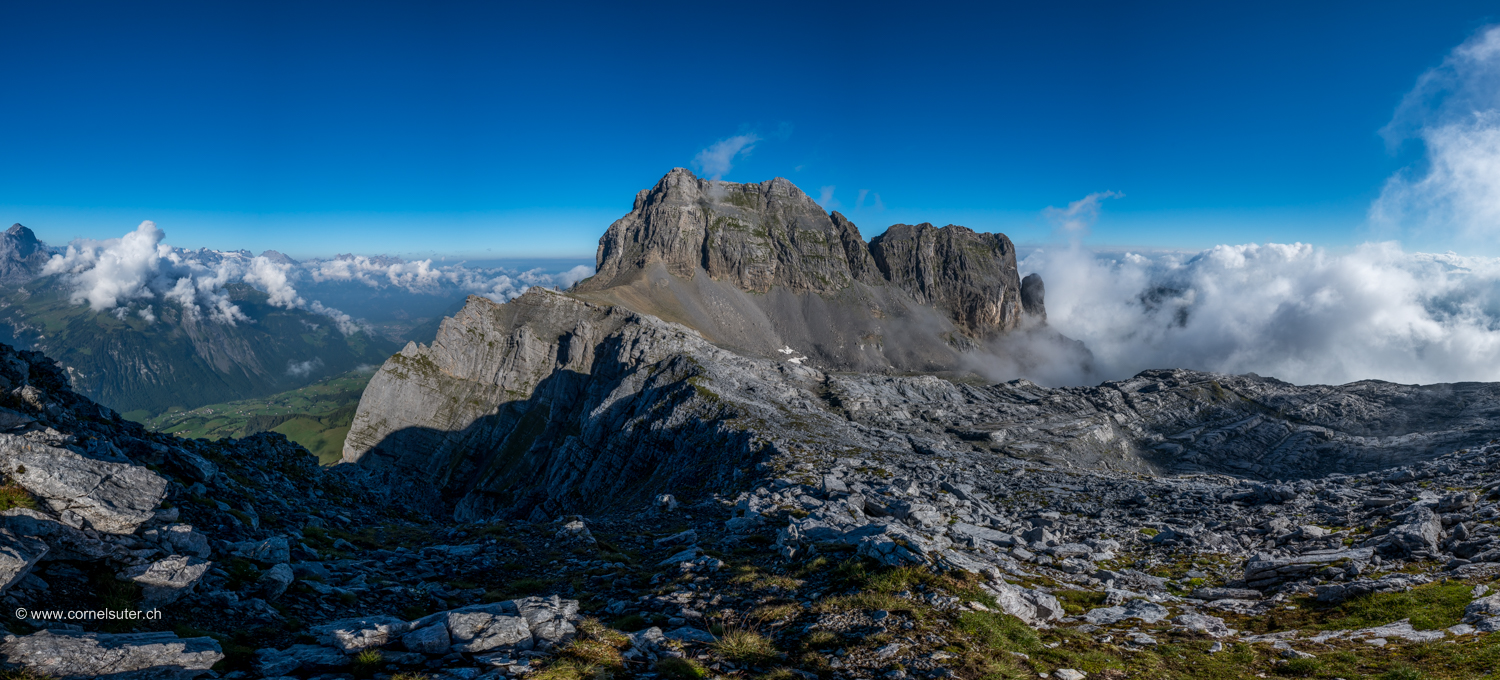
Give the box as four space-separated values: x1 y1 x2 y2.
573 168 1042 372
0 223 53 283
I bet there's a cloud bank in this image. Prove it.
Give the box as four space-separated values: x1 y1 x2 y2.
1014 242 1500 387
43 222 595 332
1372 24 1500 247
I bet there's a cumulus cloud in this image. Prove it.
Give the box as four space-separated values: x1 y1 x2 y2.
1373 25 1500 246
42 222 597 331
242 256 305 308
43 221 166 311
692 134 760 180
44 221 251 324
1008 242 1500 387
1044 191 1122 245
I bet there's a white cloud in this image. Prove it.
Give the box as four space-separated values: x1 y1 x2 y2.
1008 242 1500 387
306 255 446 290
817 186 840 210
305 254 592 301
310 301 366 336
43 221 251 324
692 134 760 180
42 223 598 331
1373 25 1500 246
1043 191 1122 244
43 220 167 311
286 357 324 377
243 256 305 308
555 264 594 289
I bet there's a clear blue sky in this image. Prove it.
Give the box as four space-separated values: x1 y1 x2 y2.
2 1 1495 258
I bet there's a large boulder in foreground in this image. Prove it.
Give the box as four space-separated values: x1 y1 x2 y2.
0 434 167 534
0 630 223 679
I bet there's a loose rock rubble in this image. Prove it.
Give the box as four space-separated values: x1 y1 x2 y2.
0 281 1499 679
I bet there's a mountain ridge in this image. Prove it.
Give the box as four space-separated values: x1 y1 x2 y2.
572 168 1048 374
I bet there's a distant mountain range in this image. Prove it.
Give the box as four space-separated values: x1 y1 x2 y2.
0 224 398 416
0 223 509 418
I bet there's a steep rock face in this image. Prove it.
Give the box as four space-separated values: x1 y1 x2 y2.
345 289 1500 524
344 288 802 521
869 223 1024 335
0 224 53 284
572 169 1041 374
582 169 878 295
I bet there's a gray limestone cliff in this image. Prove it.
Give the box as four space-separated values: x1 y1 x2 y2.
583 170 879 295
572 168 1043 373
869 223 1024 335
342 288 796 521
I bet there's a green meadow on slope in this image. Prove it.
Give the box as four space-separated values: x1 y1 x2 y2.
140 368 376 464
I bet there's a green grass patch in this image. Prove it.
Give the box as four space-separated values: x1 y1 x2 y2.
0 482 37 511
713 629 778 665
1054 590 1108 615
655 657 708 680
1242 580 1477 634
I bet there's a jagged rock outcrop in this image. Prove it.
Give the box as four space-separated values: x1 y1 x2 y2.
572 168 1048 374
869 222 1024 334
585 170 877 295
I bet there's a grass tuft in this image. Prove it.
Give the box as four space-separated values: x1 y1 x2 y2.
351 648 383 678
0 482 37 511
654 657 708 680
713 628 779 665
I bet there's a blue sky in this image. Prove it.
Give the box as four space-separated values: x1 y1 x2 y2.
2 1 1497 258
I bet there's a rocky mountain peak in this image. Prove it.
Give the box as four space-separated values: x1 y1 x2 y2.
0 222 53 284
571 169 1049 374
581 168 871 296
